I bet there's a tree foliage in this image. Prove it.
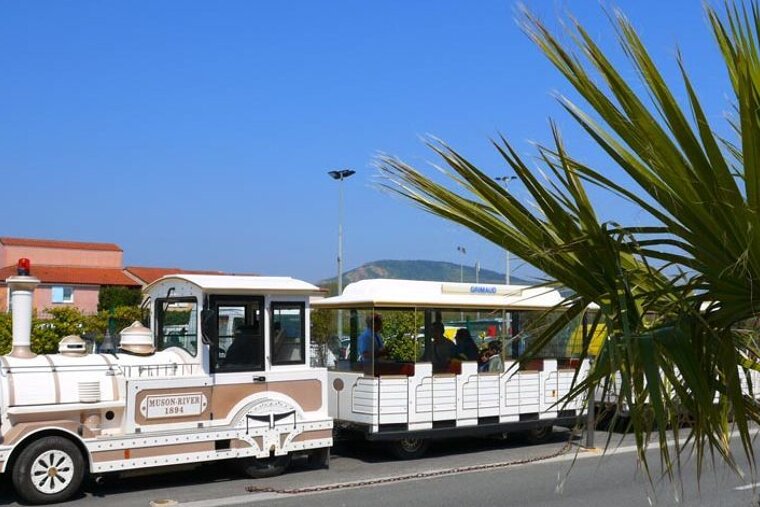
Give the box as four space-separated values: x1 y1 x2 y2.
0 305 147 355
378 0 760 481
383 311 424 361
310 308 333 346
98 286 143 311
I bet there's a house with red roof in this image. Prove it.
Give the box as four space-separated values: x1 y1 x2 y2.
0 237 139 315
0 237 230 316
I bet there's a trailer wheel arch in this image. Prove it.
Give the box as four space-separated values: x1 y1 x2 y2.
4 428 91 477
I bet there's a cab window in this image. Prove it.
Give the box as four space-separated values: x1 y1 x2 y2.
271 302 305 365
211 296 264 373
156 297 198 356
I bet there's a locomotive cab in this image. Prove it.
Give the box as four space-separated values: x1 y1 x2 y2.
0 266 332 505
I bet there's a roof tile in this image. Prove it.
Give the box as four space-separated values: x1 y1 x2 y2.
0 237 122 252
125 266 227 285
0 265 139 286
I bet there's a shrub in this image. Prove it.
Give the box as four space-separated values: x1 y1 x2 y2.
0 313 11 355
385 334 421 362
98 286 143 311
0 305 148 355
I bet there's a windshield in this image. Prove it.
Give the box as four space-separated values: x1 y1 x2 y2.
156 297 198 356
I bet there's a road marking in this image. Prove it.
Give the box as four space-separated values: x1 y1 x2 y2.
734 482 760 491
178 492 290 507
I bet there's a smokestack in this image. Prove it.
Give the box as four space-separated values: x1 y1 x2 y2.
6 258 40 358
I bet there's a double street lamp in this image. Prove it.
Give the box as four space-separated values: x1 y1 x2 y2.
495 175 517 339
494 175 517 286
328 169 356 340
456 245 466 283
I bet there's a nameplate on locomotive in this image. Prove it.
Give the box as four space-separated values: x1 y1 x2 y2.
140 393 208 419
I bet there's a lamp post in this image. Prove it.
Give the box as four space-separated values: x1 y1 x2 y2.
456 245 466 283
494 176 517 286
495 175 516 337
456 245 466 320
328 169 356 342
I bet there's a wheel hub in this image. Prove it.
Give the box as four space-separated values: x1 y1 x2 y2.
31 450 74 494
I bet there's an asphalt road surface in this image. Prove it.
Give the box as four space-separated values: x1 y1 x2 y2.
2 429 759 506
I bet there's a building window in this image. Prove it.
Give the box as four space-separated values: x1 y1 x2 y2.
52 286 74 304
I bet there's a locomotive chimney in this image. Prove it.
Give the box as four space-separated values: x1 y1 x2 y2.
6 258 40 358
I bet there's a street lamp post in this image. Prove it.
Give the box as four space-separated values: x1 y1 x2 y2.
328 169 356 342
495 175 516 336
494 175 517 286
456 245 466 283
456 245 466 320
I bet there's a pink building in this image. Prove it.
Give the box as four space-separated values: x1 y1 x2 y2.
0 237 139 315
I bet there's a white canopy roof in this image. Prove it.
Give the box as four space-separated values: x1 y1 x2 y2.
312 279 566 310
145 274 323 295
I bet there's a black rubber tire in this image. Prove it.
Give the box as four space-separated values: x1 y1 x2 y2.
389 438 430 460
307 447 330 469
524 425 553 444
237 453 291 479
12 436 86 505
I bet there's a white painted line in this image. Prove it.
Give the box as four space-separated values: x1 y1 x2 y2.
734 482 760 491
177 492 290 507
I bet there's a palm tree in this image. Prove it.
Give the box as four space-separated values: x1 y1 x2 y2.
377 2 760 479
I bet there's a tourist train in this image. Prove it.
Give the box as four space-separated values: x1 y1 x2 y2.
0 259 590 504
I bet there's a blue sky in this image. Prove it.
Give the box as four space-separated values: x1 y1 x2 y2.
0 1 731 283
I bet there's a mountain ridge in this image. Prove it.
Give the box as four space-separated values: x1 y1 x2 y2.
317 259 530 287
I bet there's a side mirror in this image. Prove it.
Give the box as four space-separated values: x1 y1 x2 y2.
201 308 216 345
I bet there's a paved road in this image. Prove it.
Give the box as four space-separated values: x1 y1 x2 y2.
2 429 759 506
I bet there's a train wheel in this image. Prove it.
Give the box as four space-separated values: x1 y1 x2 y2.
237 453 291 479
12 436 85 505
524 425 553 444
389 438 430 459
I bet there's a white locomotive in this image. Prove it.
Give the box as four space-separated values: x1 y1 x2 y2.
0 260 332 504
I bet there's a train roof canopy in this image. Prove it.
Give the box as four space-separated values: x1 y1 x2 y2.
311 279 566 310
145 274 323 295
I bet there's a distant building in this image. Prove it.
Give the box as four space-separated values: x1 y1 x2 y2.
0 237 235 316
0 237 139 315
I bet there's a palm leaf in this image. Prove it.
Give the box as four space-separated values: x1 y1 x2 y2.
378 0 760 482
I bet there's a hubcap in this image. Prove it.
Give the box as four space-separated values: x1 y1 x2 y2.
31 450 74 494
399 439 422 452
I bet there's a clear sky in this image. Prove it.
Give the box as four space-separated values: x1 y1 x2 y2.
0 1 731 283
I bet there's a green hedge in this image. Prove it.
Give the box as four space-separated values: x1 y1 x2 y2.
0 306 147 355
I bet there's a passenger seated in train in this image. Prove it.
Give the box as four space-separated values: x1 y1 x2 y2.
431 321 456 373
358 313 387 363
454 328 479 362
483 340 504 372
223 324 261 369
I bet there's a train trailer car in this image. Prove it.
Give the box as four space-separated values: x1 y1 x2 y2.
0 260 332 504
312 279 590 459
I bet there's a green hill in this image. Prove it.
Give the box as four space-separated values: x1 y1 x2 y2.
318 259 529 288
